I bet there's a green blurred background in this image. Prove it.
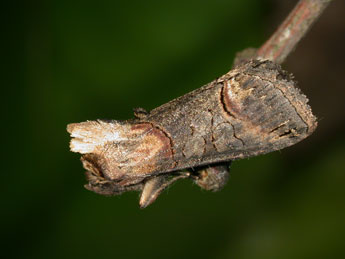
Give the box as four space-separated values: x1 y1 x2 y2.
4 0 345 258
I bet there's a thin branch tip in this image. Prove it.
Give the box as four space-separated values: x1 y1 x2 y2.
256 0 332 64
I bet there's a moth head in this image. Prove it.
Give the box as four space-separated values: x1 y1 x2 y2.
67 120 174 185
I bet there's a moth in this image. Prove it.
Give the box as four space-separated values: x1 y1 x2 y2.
67 60 317 208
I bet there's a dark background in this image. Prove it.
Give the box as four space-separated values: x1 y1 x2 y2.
4 0 345 258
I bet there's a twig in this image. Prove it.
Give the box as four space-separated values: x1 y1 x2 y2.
256 0 332 64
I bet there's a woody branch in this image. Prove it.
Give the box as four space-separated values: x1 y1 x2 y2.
256 0 332 64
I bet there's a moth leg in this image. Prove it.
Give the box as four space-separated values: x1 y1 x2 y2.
139 172 190 208
193 162 231 191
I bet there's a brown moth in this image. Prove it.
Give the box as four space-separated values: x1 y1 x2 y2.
67 60 317 208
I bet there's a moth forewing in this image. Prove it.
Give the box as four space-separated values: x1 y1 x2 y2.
67 60 317 207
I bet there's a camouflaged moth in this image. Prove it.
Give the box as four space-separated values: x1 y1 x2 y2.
67 60 317 208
